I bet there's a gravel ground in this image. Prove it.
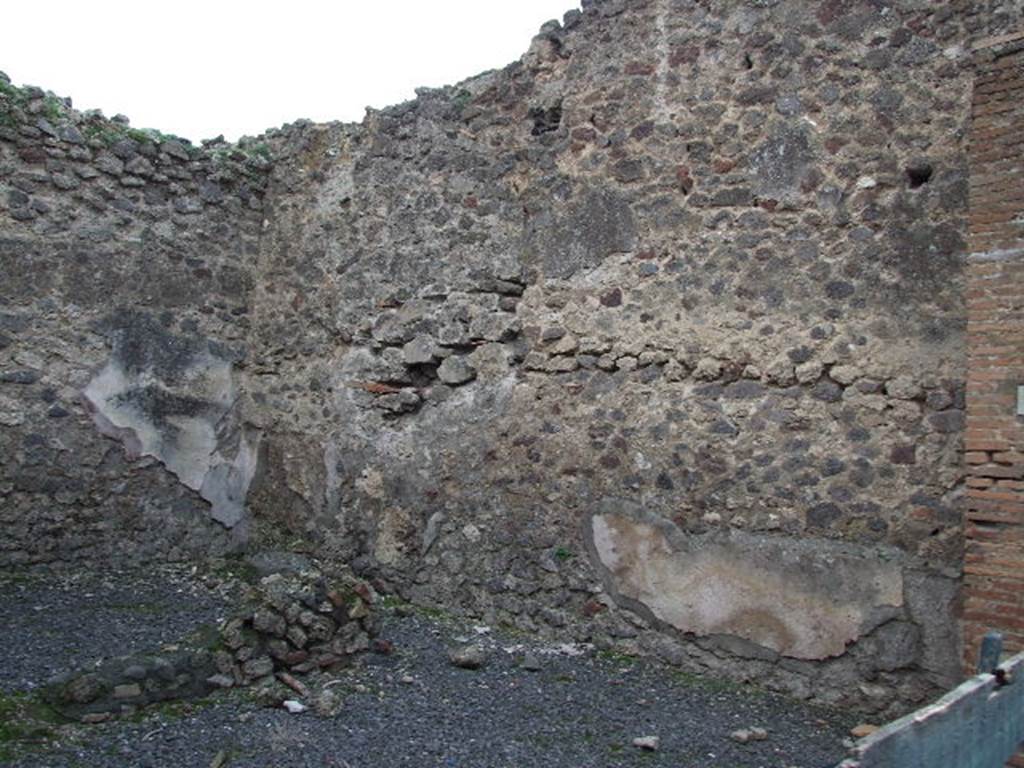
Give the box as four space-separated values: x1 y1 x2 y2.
0 567 235 693
1 570 856 768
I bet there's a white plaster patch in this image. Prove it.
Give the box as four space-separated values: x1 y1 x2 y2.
83 344 257 529
590 513 903 660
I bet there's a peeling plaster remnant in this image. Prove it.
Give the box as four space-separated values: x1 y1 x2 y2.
589 510 903 660
82 313 257 529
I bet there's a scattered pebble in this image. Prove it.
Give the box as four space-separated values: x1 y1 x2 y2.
449 644 488 670
633 735 660 751
851 723 880 738
282 700 307 714
206 674 234 689
731 726 769 743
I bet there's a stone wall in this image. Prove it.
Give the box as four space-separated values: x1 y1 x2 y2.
3 0 1023 719
0 75 270 565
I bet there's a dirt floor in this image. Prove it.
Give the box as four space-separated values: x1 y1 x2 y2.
0 567 857 768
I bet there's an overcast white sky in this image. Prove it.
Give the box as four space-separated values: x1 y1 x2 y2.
3 1 577 143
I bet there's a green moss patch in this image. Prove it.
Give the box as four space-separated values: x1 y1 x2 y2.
0 690 66 761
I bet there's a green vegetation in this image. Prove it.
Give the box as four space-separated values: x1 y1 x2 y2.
0 79 137 146
125 695 214 724
383 598 464 627
0 81 30 109
379 593 408 610
208 141 275 183
0 81 24 130
669 667 758 695
0 570 37 586
186 621 224 652
248 142 272 162
81 121 186 150
0 81 65 124
81 121 122 145
554 546 574 561
124 126 165 144
451 88 473 115
0 77 273 179
412 604 450 620
596 648 638 666
380 592 470 627
40 96 63 121
248 518 308 556
0 690 65 761
496 620 532 639
205 554 261 585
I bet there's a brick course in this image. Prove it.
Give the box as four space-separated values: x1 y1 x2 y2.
965 36 1024 768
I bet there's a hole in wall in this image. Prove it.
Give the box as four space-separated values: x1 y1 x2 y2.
743 52 754 69
528 104 563 136
905 162 933 188
406 362 440 386
972 520 1004 530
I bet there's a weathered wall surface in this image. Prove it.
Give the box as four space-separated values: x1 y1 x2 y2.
244 0 1006 718
3 0 1024 719
0 79 270 565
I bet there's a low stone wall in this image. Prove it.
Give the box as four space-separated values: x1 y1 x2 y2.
43 568 377 721
43 647 217 722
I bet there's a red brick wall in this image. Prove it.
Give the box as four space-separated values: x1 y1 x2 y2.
964 33 1024 768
